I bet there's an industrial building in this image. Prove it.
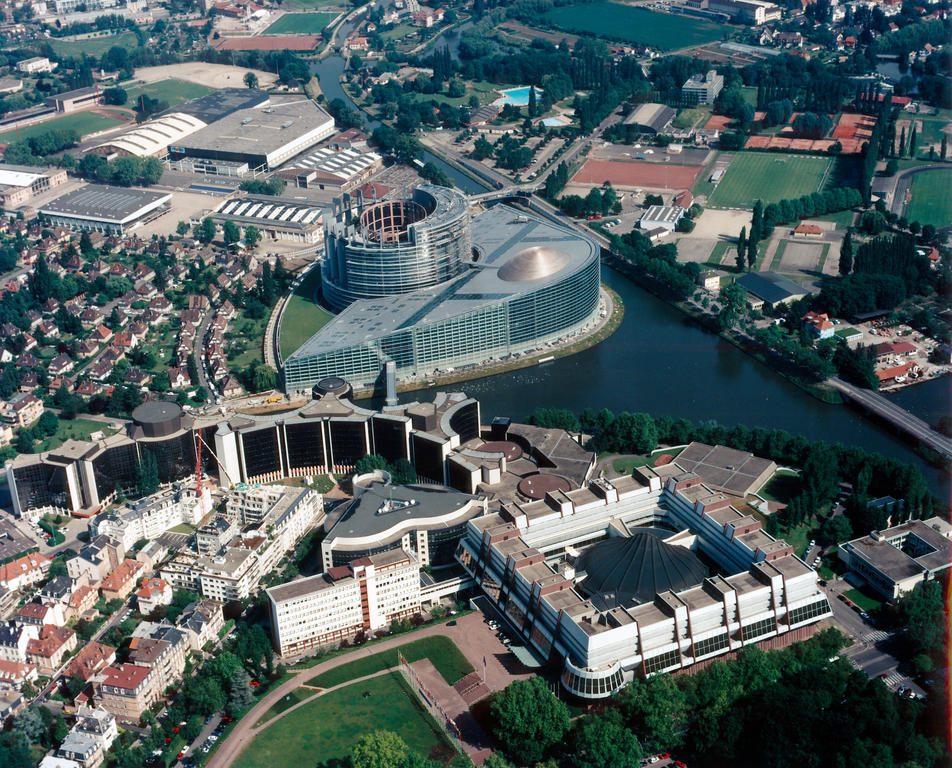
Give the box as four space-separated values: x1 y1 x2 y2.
278 146 383 192
39 185 172 233
639 205 685 232
88 113 208 159
45 86 101 113
623 103 675 134
212 195 324 245
283 186 602 392
166 98 335 174
0 164 68 209
838 518 952 601
735 271 809 309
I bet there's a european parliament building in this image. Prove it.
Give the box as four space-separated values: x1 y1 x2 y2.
282 186 602 392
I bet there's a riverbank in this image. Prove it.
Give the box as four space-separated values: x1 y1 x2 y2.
351 284 624 400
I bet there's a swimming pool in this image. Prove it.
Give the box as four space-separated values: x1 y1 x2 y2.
494 86 542 106
542 116 571 127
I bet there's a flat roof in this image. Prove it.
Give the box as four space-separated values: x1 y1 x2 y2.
171 98 333 160
640 206 683 225
0 164 48 187
214 195 324 230
736 271 808 304
674 442 775 496
288 203 599 359
267 572 351 602
282 146 381 180
623 102 675 130
166 87 270 124
40 185 171 225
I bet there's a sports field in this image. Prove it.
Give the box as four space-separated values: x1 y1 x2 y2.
264 11 337 35
234 673 455 768
545 3 730 50
279 268 334 360
0 110 128 144
134 79 213 106
572 158 703 190
708 152 833 208
47 30 139 57
905 168 952 228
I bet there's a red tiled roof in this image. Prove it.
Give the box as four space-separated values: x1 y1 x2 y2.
100 662 151 690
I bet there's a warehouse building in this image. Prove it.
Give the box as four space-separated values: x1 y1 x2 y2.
39 185 172 233
88 113 208 159
212 195 325 245
167 98 335 174
639 205 684 232
45 86 100 113
735 271 809 309
0 164 68 209
623 103 675 134
277 146 383 192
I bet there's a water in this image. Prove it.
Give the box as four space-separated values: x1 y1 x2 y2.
494 86 540 107
399 268 951 496
542 116 571 127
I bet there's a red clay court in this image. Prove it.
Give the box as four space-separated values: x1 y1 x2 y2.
744 135 866 154
833 112 877 141
572 159 702 190
216 35 320 50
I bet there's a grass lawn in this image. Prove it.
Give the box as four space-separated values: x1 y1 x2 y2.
904 168 952 228
131 79 213 107
229 313 269 371
758 469 802 505
612 447 684 474
912 112 951 148
279 268 333 360
812 208 856 228
36 418 116 452
307 635 473 689
380 22 417 42
845 588 883 613
545 2 731 50
234 673 456 768
421 80 499 108
0 111 127 144
264 11 337 34
708 152 833 208
778 520 812 556
255 687 318 726
47 30 139 57
281 0 339 7
673 108 706 130
168 522 198 534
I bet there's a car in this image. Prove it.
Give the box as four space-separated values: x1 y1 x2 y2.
860 611 870 620
897 686 907 695
177 753 184 761
446 620 456 626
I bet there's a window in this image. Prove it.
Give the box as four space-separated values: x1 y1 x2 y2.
643 648 680 675
692 632 728 658
741 616 777 642
787 599 830 626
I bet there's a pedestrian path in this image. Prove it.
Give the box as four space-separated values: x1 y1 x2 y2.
881 671 904 689
862 630 889 644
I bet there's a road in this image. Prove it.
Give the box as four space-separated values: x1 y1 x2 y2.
828 376 952 459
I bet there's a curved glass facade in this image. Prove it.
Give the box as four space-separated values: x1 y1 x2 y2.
322 187 471 311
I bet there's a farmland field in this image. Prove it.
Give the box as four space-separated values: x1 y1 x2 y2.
904 168 952 228
234 673 456 768
0 111 128 144
708 152 834 208
544 3 731 51
47 30 139 57
264 11 337 35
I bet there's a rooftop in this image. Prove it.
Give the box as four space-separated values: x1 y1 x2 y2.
40 185 172 224
736 271 808 305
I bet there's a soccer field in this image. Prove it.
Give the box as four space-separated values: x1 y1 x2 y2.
47 30 139 57
264 11 337 35
545 3 730 50
134 79 213 107
708 153 834 209
0 111 128 144
905 168 952 228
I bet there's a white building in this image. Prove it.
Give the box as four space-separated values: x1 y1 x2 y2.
639 205 685 232
682 70 724 105
92 486 211 551
267 548 422 656
17 57 55 74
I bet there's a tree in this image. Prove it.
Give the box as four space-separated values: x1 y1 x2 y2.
245 225 261 249
223 220 241 248
252 364 276 393
472 135 493 161
909 125 917 157
528 85 537 118
135 450 159 497
941 135 947 160
103 86 128 105
746 236 756 271
490 677 570 765
244 71 259 89
176 220 190 236
620 673 688 753
199 217 216 244
227 667 255 715
839 230 853 275
571 710 642 768
736 227 747 272
819 513 852 544
13 705 46 743
351 730 410 768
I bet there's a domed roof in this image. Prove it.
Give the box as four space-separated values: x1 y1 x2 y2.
575 534 708 608
497 246 570 282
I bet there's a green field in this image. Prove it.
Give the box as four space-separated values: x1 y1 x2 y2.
47 30 139 57
255 687 318 726
234 673 456 768
708 152 834 208
845 588 883 613
904 168 952 228
36 418 117 452
131 79 214 107
279 268 334 359
0 110 128 144
545 3 731 51
307 635 473 689
264 11 337 34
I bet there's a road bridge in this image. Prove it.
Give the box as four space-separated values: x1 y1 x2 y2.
828 377 952 459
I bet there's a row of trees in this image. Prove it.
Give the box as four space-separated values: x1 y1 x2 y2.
78 153 164 187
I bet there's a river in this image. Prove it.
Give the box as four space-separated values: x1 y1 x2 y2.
310 18 950 497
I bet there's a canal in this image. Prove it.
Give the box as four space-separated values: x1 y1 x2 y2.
310 17 949 496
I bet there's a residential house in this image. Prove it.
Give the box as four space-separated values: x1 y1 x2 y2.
135 577 172 615
99 559 143 602
802 311 836 340
0 658 38 690
93 663 158 721
175 600 224 652
3 392 43 427
48 353 75 376
67 585 98 621
68 536 126 584
57 707 118 768
26 624 77 675
0 552 50 590
0 624 38 662
168 367 190 389
66 642 116 683
15 600 65 628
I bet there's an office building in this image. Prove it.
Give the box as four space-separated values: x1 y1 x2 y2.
267 548 422 656
0 164 68 209
17 57 54 74
682 70 724 104
284 187 602 391
838 517 952 601
39 185 172 233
